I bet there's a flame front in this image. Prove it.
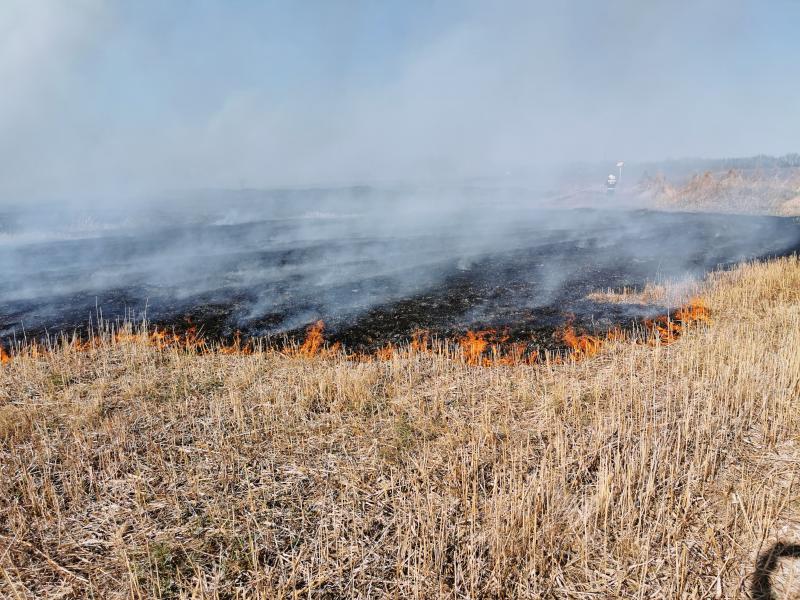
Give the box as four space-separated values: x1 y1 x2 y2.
646 298 710 344
560 298 711 360
375 344 395 360
0 298 711 367
410 329 430 353
458 330 537 366
460 330 492 365
560 323 603 359
219 331 254 355
297 320 326 357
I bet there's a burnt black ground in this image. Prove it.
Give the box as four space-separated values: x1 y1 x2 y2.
2 203 799 353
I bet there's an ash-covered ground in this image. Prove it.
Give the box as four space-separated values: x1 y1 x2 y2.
2 189 799 352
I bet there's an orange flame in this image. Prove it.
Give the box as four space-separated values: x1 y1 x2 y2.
559 323 603 360
375 344 395 361
219 331 254 355
490 341 535 365
457 330 537 366
560 298 711 359
0 297 711 368
70 337 89 352
108 326 205 352
410 329 430 353
459 330 492 365
297 320 326 357
674 298 711 323
299 320 324 356
645 298 710 345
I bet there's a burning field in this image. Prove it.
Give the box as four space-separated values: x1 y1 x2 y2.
4 195 800 598
7 1 800 595
3 253 800 598
2 196 799 360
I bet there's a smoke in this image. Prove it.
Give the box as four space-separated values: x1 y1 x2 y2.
1 2 800 344
2 187 798 344
0 1 797 200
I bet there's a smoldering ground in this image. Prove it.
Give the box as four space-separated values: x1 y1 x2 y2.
3 2 800 350
2 187 799 351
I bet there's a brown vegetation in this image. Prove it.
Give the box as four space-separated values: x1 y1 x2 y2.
2 256 800 598
641 168 800 216
585 280 701 307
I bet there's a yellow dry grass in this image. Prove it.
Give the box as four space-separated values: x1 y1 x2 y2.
585 280 701 307
646 168 800 216
3 256 800 598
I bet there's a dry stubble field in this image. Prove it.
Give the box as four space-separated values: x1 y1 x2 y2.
2 256 800 598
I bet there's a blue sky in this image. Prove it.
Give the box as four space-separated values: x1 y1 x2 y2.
1 1 799 200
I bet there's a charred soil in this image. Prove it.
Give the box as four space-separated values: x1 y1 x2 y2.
2 208 799 355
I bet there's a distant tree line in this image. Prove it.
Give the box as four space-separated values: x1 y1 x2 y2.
715 153 800 169
630 153 800 183
649 153 800 172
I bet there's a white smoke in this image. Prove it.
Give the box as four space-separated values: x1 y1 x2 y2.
0 1 795 202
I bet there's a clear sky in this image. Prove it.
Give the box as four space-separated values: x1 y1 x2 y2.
2 0 799 200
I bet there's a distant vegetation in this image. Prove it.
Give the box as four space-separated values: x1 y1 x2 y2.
635 154 800 216
637 153 800 180
717 153 800 169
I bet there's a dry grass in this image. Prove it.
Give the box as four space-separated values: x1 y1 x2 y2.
644 168 800 216
586 282 668 305
3 257 800 598
585 280 701 307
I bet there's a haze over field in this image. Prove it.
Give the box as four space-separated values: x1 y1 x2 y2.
2 1 800 352
2 0 800 202
7 3 800 599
